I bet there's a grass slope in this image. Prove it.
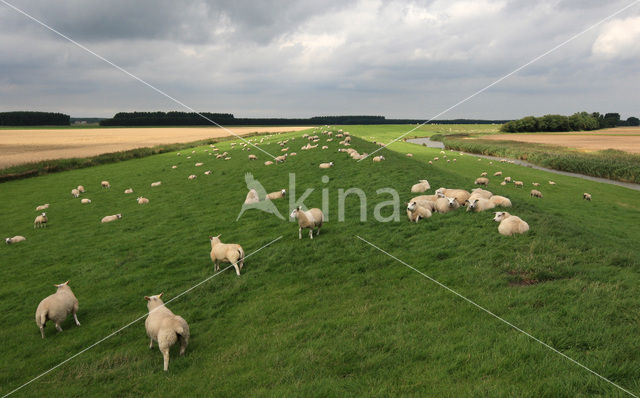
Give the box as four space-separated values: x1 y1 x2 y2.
1 126 640 397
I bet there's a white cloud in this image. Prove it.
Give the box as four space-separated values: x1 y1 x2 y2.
592 16 640 59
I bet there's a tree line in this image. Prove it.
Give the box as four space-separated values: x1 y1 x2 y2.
501 112 639 133
0 111 70 126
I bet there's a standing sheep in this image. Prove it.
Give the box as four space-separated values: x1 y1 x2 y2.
35 281 80 338
493 212 529 236
290 207 324 239
474 177 489 186
144 293 189 371
514 181 524 188
71 188 80 198
101 181 111 188
530 190 543 198
77 185 85 193
34 212 48 228
5 236 26 244
209 235 245 276
410 180 430 193
583 193 592 201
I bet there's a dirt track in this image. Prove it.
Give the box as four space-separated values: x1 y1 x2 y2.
0 126 311 168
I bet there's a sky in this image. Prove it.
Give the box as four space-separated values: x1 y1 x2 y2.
0 0 639 119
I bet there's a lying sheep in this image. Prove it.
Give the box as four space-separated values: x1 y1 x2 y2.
470 188 493 200
480 172 488 177
264 161 274 166
209 235 245 276
514 181 524 188
466 198 496 212
101 181 111 188
500 181 507 186
151 181 162 187
204 170 212 175
275 155 287 163
34 212 48 228
411 180 430 193
532 182 540 187
406 153 413 157
435 196 460 213
188 174 197 180
474 177 489 186
266 189 286 200
549 181 556 185
77 185 85 193
530 190 543 198
373 156 385 162
244 189 259 205
101 214 122 223
81 198 92 204
172 165 178 169
435 188 470 206
144 293 189 371
124 188 134 194
224 157 231 161
35 204 49 211
290 207 324 239
137 197 149 204
489 195 512 207
411 194 438 205
35 280 80 338
407 201 432 222
494 212 529 236
289 152 297 156
6 236 26 244
195 162 204 167
583 193 592 201
493 171 502 176
248 154 257 160
319 162 334 169
71 188 80 198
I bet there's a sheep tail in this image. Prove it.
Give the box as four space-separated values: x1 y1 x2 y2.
237 248 244 262
36 310 47 327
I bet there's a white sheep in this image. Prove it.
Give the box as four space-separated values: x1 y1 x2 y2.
469 188 493 200
504 177 512 183
434 197 460 213
209 235 245 276
583 193 592 201
244 189 259 205
151 181 162 187
35 204 49 211
5 236 26 244
480 172 488 177
514 181 524 188
474 177 489 186
466 198 496 212
489 195 512 207
137 197 149 204
101 181 111 188
493 171 503 176
530 190 543 198
101 214 122 223
188 174 197 180
81 198 92 204
77 185 85 193
319 162 334 169
71 188 80 198
35 281 80 338
406 153 413 157
124 188 134 194
410 180 430 193
224 157 231 161
144 293 189 371
289 152 297 156
435 188 470 206
407 201 432 222
195 162 204 167
248 154 257 160
373 156 385 162
493 212 529 236
204 170 212 175
549 181 556 185
34 212 48 228
172 165 178 169
322 145 328 150
275 155 287 163
264 161 274 166
267 189 286 200
290 207 324 239
532 182 540 187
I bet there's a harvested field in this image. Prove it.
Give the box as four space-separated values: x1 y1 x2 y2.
0 126 310 168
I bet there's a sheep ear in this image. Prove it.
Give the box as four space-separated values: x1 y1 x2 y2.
64 280 69 286
144 296 150 301
208 236 213 240
216 234 221 238
158 292 164 299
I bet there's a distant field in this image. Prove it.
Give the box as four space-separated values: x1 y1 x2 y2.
0 126 310 168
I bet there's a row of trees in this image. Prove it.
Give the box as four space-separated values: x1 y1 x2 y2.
502 112 639 132
0 111 70 126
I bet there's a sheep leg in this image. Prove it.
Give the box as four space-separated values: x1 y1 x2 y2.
149 338 153 349
73 312 81 326
316 227 320 236
232 261 241 276
298 227 302 240
161 347 170 371
179 336 188 356
214 260 220 272
309 229 313 239
40 326 45 339
55 323 63 332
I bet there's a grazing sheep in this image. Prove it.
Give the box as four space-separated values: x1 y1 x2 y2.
410 180 430 193
373 156 385 162
474 177 489 186
244 189 259 205
480 172 487 177
137 196 149 204
144 293 189 371
319 162 334 169
35 281 80 338
204 170 212 175
266 189 286 200
35 204 49 211
489 195 512 207
71 188 80 198
151 181 162 187
264 161 274 166
493 212 529 236
101 181 111 189
466 198 496 212
188 174 197 180
549 181 556 185
435 188 470 206
407 201 432 222
532 182 540 187
406 153 413 157
77 185 85 193
290 207 324 239
275 155 287 163
209 235 245 276
5 236 26 244
493 171 503 176
195 162 203 167
248 154 257 160
81 198 92 204
583 193 592 201
124 188 134 194
504 177 512 183
34 212 48 228
434 197 460 213
514 181 524 188
101 214 122 223
530 190 543 198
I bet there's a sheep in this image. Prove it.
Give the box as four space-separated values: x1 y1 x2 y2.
411 194 439 204
480 172 488 177
275 155 287 163
319 162 334 169
281 148 289 152
248 154 257 160
137 196 149 204
77 185 85 193
493 171 503 176
289 152 297 156
428 161 433 165
549 181 556 185
124 188 134 194
244 189 259 205
410 180 430 193
101 214 122 223
151 181 162 187
204 170 212 175
264 161 274 166
434 196 460 213
101 181 111 188
195 162 204 167
435 188 470 206
321 145 328 150
290 207 324 239
188 174 197 180
530 190 543 198
372 156 385 162
433 157 439 161
71 188 80 198
583 193 592 201
468 188 493 202
144 293 189 371
81 198 92 204
209 235 245 276
266 189 286 200
406 201 432 222
5 236 26 244
35 281 80 338
172 165 178 169
474 177 489 186
504 177 512 183
493 212 529 236
489 195 512 207
466 197 496 212
34 212 48 228
224 157 231 161
514 181 524 188
35 204 49 211
500 181 507 186
406 153 413 157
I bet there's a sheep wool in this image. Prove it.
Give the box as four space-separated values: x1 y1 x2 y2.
434 197 460 213
266 189 286 200
137 197 149 204
319 162 334 169
410 180 430 193
151 181 162 187
35 281 80 338
489 195 512 207
474 177 489 186
101 181 110 188
35 204 49 211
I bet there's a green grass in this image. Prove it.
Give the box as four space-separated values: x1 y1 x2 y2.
1 125 640 397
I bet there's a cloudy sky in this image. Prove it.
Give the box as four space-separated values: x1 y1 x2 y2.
1 0 639 119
